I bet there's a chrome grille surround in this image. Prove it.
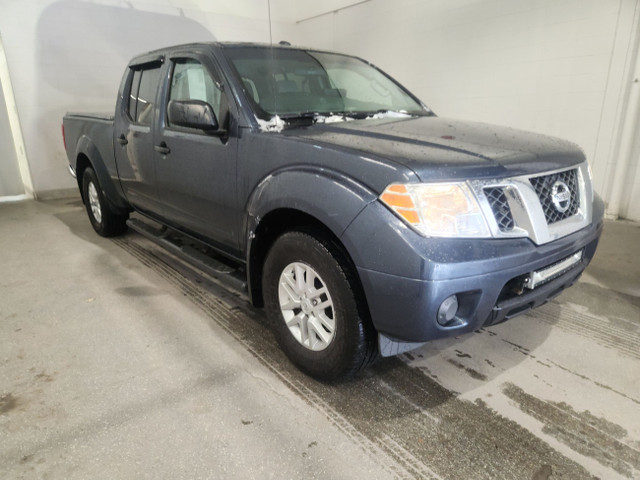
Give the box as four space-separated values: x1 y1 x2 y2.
467 161 593 245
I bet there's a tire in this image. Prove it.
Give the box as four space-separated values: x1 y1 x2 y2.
262 230 378 380
82 167 128 237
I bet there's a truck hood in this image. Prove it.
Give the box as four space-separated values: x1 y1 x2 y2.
287 116 585 181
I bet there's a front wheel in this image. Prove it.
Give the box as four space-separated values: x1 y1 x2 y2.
82 167 128 237
262 231 378 380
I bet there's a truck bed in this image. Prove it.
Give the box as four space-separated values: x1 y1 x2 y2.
63 112 116 182
65 112 114 122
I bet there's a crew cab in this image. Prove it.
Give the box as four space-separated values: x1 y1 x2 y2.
63 42 603 379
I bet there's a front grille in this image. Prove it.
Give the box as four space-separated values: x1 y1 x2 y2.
484 187 514 231
529 168 579 224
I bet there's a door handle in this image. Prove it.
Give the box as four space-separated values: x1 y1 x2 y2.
117 134 128 145
154 142 171 155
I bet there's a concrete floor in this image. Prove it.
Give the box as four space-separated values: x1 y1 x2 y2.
1 198 639 480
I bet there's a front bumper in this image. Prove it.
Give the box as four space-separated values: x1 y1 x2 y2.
341 196 604 344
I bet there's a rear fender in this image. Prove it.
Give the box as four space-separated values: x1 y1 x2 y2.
75 135 129 212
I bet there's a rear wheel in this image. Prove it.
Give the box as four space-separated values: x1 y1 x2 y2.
82 167 128 237
262 230 378 380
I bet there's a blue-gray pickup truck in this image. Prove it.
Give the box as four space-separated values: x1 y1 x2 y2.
63 42 603 379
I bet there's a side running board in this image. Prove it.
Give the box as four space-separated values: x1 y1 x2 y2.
126 216 248 296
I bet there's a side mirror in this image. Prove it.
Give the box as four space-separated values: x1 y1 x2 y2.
168 100 219 131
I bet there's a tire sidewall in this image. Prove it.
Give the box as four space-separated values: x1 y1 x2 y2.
263 231 365 379
82 168 107 235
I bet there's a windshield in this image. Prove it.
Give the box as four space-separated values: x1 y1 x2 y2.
223 47 429 121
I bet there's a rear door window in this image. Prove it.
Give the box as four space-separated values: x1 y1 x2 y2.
136 67 161 125
127 70 141 121
127 65 162 125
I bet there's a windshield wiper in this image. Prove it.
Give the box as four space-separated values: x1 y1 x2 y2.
278 111 353 127
339 111 371 119
273 109 425 129
280 111 390 121
279 112 317 120
346 109 434 118
277 112 318 127
339 109 413 119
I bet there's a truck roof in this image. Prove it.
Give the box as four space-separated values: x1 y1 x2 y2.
128 41 301 67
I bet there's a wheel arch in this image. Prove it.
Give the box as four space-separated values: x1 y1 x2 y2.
75 153 92 201
75 135 130 213
243 167 377 309
247 208 372 326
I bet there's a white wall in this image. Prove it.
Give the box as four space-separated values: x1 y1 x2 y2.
0 0 293 198
616 38 640 221
288 0 640 221
623 146 640 221
1 0 639 221
0 75 23 198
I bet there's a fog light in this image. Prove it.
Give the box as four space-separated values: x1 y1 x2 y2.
437 295 459 325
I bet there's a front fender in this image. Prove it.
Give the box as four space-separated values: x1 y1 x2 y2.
243 167 379 306
75 135 129 212
244 166 378 246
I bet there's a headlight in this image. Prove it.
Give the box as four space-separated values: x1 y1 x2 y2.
379 182 491 237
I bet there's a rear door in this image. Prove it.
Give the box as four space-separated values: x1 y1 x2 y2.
154 52 239 253
113 59 164 214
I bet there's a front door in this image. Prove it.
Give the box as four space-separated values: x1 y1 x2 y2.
154 55 239 254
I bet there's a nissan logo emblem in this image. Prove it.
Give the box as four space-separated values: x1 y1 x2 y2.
551 181 571 213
